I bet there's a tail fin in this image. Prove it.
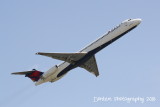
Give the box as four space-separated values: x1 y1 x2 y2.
12 69 43 82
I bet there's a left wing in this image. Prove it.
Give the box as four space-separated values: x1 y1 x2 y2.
36 52 87 64
79 56 99 77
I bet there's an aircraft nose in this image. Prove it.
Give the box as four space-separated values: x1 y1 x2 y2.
134 18 142 25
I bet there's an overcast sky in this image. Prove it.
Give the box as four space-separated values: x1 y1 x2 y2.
0 0 160 107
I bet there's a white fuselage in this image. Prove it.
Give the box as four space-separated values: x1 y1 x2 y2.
35 19 141 85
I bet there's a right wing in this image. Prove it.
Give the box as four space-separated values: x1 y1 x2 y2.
36 52 87 64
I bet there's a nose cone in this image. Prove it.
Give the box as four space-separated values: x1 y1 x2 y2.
134 18 142 25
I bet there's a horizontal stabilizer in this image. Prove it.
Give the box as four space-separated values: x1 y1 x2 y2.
12 70 44 82
11 71 33 75
36 52 87 64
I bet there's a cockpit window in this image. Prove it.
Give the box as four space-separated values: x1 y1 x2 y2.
128 19 131 21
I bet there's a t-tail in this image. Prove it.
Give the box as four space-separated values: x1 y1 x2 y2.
11 69 44 82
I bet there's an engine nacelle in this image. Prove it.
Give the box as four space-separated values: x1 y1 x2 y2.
41 65 58 79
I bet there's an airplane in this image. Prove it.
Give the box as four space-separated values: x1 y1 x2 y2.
12 18 142 85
